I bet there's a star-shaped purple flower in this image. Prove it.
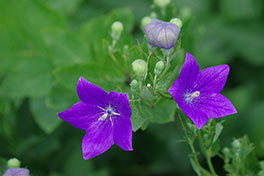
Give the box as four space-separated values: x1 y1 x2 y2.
144 18 181 50
168 53 237 129
58 77 133 159
3 168 29 176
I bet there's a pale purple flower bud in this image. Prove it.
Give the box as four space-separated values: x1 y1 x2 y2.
144 19 181 50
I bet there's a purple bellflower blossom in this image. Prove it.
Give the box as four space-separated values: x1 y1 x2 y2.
144 18 181 50
3 168 29 176
168 53 237 129
58 77 133 159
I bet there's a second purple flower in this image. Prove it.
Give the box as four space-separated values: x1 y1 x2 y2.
168 53 237 129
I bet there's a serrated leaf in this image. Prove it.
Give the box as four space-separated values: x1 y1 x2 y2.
130 101 152 131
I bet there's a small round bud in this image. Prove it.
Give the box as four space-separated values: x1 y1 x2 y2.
111 21 123 40
132 59 147 80
232 139 241 151
141 16 152 27
170 18 183 28
130 80 139 93
154 61 165 76
150 12 157 18
7 158 21 168
222 147 230 157
154 0 171 8
111 21 123 33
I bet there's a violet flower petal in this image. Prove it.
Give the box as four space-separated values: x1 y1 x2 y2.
82 120 113 160
181 103 209 130
109 92 133 151
194 93 237 119
58 102 101 130
179 52 200 89
193 65 230 93
3 168 29 176
77 77 108 106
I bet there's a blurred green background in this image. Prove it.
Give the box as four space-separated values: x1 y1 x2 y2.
0 0 264 175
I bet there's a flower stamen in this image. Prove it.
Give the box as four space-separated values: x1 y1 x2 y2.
190 91 200 98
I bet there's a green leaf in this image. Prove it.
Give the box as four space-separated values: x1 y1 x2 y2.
213 123 223 143
141 86 156 101
30 98 62 134
189 158 202 176
151 99 176 124
47 83 78 112
54 63 126 93
130 101 152 131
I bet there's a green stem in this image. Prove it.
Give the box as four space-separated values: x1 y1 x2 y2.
198 131 218 176
178 114 211 176
159 56 170 79
153 75 157 89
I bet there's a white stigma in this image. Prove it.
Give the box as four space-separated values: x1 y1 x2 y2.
184 91 200 104
98 105 120 122
190 91 200 98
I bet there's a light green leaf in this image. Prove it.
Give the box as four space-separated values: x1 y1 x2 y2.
30 98 62 134
213 123 223 143
151 99 176 124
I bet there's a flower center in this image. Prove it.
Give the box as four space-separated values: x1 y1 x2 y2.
98 105 120 121
184 91 200 104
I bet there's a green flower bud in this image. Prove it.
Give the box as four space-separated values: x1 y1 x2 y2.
170 18 183 28
7 158 21 168
154 0 171 8
154 61 165 76
141 16 152 27
232 139 241 151
150 12 157 18
222 147 230 157
132 59 147 80
130 80 139 93
111 21 123 40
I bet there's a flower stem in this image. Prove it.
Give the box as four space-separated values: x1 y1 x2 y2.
205 154 218 176
159 56 170 79
198 131 218 176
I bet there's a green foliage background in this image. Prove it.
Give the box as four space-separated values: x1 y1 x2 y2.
0 0 263 175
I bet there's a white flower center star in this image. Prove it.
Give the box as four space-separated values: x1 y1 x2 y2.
97 105 120 124
184 91 200 104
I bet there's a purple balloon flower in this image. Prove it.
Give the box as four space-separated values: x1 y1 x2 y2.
58 77 133 159
168 53 237 129
144 18 181 50
3 168 29 176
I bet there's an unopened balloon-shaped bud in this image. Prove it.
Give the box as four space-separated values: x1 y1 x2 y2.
130 80 139 93
154 61 165 76
7 158 21 168
144 19 180 50
111 21 123 40
132 59 147 80
170 18 183 28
